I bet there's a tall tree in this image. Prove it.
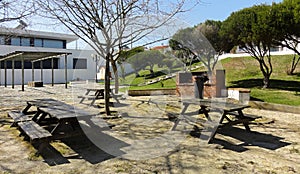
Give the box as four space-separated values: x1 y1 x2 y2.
126 49 166 77
170 20 231 74
125 49 147 77
272 0 300 75
196 20 233 56
195 20 233 73
221 5 276 88
169 38 197 71
37 0 199 115
118 46 144 79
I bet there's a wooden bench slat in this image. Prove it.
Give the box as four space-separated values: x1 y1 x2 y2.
18 121 52 141
78 95 103 100
8 111 32 127
8 111 31 121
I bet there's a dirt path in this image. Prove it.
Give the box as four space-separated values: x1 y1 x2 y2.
0 85 300 174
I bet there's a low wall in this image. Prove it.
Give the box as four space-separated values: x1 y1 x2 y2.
249 101 300 114
228 88 251 104
128 89 176 96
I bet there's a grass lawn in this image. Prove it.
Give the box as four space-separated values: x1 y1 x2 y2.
222 55 300 106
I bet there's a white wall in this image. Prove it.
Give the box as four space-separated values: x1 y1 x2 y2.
0 48 102 85
0 69 95 85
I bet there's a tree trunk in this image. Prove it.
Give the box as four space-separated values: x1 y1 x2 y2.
149 66 154 77
111 60 119 94
257 55 272 89
288 54 300 75
134 69 140 77
262 74 270 89
104 54 111 116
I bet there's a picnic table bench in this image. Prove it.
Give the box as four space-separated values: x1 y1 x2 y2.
18 120 52 155
174 98 261 143
8 98 103 155
8 111 31 127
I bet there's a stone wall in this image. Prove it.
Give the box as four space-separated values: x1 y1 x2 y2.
176 70 226 98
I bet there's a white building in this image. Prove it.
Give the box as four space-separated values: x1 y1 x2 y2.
0 27 104 89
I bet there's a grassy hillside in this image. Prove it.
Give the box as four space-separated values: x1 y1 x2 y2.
119 67 177 91
221 55 300 106
119 54 300 106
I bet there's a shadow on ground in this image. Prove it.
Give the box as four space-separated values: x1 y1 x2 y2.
191 126 291 153
34 116 130 166
37 132 116 166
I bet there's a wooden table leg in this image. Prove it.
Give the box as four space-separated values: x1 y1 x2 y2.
171 103 189 131
199 106 211 121
36 112 48 124
207 111 226 143
238 110 251 131
85 89 91 95
22 103 32 114
32 109 43 122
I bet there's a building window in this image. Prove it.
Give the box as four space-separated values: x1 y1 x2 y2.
73 58 87 69
34 38 43 47
43 39 64 48
0 36 5 45
21 38 30 46
11 37 20 46
270 46 280 52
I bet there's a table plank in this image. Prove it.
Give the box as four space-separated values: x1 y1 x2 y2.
182 98 250 111
38 106 93 120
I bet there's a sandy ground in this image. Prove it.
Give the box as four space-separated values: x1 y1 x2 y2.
0 84 300 174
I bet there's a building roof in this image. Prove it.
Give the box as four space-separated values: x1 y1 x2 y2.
0 27 78 43
151 45 169 50
0 45 72 62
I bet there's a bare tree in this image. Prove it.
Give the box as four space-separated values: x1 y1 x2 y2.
36 0 199 115
0 0 34 24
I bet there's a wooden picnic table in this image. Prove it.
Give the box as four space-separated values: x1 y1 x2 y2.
174 98 260 143
25 99 93 131
85 88 105 96
79 87 122 105
8 98 97 155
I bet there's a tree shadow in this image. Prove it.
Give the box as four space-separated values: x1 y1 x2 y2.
250 96 264 102
230 79 300 92
292 72 300 77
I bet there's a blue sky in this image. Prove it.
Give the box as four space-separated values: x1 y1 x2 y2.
181 0 283 26
25 0 283 49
